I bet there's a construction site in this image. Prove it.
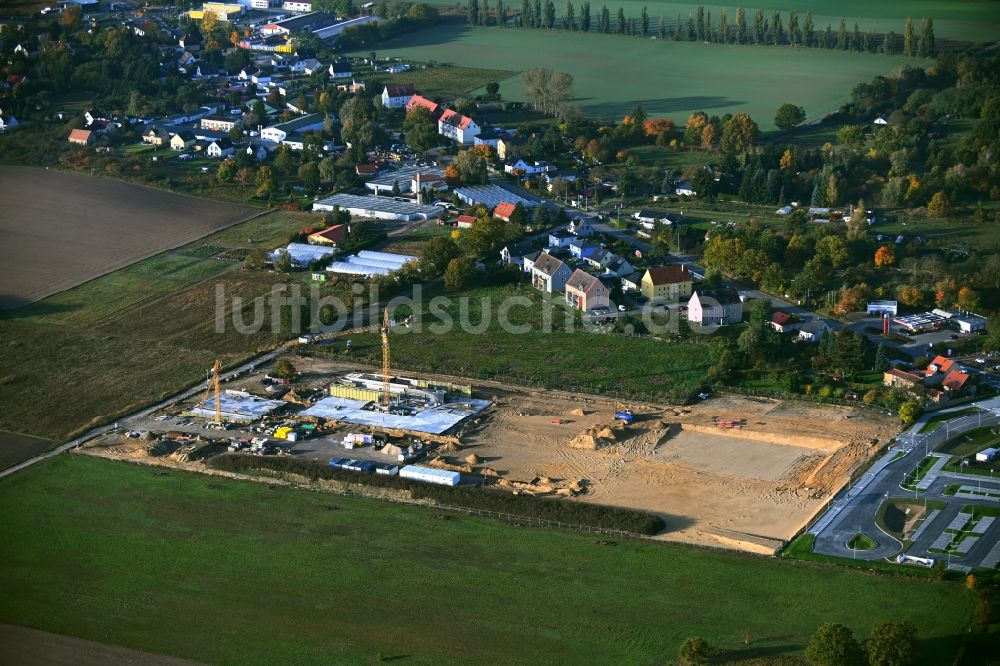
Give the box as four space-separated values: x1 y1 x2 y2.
78 312 897 555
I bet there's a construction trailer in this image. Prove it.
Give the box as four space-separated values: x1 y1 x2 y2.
399 464 461 486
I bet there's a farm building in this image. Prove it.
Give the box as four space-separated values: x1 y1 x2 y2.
454 184 538 209
68 129 93 145
365 165 446 195
308 224 346 247
326 250 416 277
270 242 338 267
313 193 442 221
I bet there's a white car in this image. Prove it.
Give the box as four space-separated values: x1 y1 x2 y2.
432 201 454 210
618 304 627 312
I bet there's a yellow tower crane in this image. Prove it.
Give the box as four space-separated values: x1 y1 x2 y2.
380 309 392 409
199 359 223 423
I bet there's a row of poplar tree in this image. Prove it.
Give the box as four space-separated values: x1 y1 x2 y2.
467 2 936 57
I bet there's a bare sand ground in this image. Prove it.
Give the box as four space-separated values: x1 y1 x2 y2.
82 356 898 554
0 167 257 309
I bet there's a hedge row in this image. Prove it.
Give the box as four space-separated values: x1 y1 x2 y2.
207 454 665 536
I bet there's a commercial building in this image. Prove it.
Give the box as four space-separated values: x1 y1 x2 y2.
186 391 286 423
454 184 538 209
312 193 442 222
260 112 324 144
364 165 446 195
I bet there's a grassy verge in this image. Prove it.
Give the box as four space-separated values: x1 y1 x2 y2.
918 407 979 434
901 456 937 491
781 534 934 578
0 455 974 665
848 533 877 551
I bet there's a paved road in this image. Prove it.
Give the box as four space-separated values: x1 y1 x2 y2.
810 398 1000 567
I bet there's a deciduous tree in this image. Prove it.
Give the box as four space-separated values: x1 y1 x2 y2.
774 103 806 131
805 623 863 666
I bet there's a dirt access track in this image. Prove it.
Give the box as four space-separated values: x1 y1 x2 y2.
0 167 258 310
285 358 897 555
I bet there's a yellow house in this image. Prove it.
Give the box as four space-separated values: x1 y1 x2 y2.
641 265 692 301
169 131 196 151
496 136 525 161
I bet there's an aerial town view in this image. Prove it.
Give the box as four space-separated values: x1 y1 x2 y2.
1 0 999 663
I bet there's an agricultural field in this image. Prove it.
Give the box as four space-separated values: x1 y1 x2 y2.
355 25 922 125
420 0 1000 41
0 206 326 454
0 167 258 310
0 454 975 664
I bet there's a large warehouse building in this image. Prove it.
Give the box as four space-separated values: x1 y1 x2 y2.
312 193 442 221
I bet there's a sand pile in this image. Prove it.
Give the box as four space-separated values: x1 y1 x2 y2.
464 453 481 465
480 467 501 477
566 424 618 450
569 408 587 416
646 419 668 430
439 441 462 453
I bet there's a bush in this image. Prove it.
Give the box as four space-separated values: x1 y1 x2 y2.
206 454 666 535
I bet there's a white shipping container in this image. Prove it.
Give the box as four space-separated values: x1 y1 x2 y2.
976 448 998 463
399 464 460 486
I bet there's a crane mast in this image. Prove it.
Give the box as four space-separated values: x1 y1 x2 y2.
381 309 391 409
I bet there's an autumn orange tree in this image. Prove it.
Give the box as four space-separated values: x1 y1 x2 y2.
928 191 950 217
874 245 895 267
898 285 924 307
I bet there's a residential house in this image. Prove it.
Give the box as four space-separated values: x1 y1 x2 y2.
633 210 684 229
68 128 93 146
473 128 505 148
336 78 366 94
179 32 202 51
193 63 223 79
521 251 541 273
504 159 555 176
496 135 526 160
883 368 924 390
438 109 480 144
797 319 831 343
247 143 272 161
500 240 538 271
548 229 577 248
356 164 381 177
603 256 635 277
530 253 572 293
295 58 322 75
567 218 594 237
405 94 440 117
207 138 235 158
381 84 416 109
874 116 888 126
383 63 410 74
328 59 352 79
770 311 797 333
493 202 518 222
565 269 610 312
142 126 170 146
83 109 107 127
641 265 692 301
688 288 742 326
455 215 477 229
308 224 346 247
542 169 578 191
282 0 312 11
620 272 643 293
674 180 697 196
170 130 196 151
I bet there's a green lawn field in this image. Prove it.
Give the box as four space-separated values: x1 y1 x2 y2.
0 455 975 664
354 25 921 125
420 0 1000 41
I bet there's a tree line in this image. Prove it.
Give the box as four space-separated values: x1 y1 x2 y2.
467 1 937 56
